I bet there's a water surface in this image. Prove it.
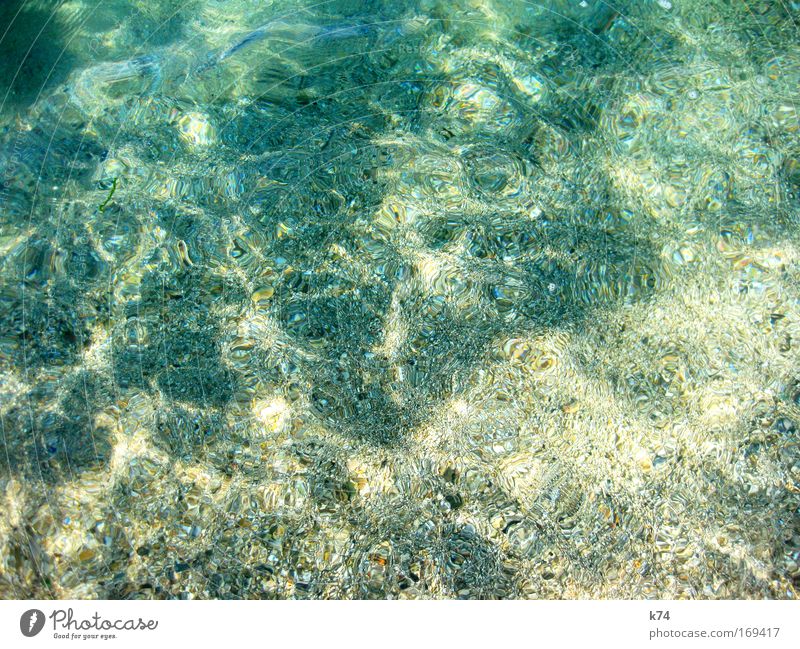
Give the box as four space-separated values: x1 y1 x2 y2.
1 0 799 599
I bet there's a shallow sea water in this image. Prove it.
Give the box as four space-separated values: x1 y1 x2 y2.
0 0 799 599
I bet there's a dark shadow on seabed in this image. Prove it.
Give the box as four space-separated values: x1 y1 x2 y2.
1 0 799 599
0 0 77 115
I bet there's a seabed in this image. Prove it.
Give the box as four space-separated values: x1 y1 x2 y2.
0 0 799 599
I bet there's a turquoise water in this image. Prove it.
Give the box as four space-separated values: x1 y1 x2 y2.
0 0 799 599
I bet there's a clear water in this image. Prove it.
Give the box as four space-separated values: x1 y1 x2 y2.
0 0 798 599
